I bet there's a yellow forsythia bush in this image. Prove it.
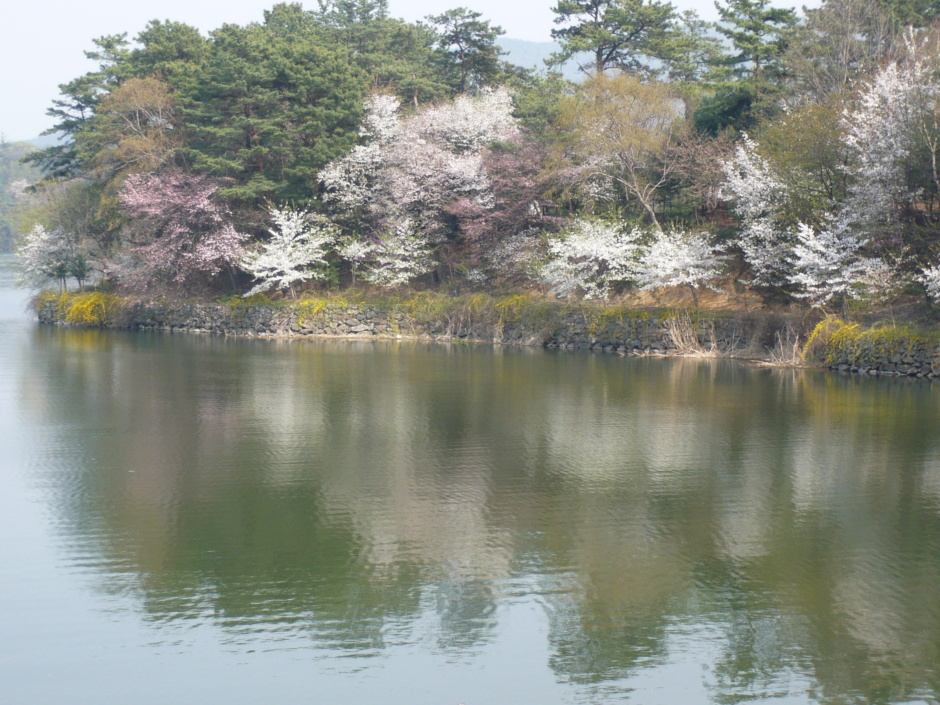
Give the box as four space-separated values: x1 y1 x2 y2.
62 292 123 326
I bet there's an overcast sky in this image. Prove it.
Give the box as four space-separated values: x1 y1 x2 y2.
1 0 770 142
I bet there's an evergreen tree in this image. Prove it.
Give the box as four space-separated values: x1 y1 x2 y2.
878 0 940 26
427 8 506 94
548 0 682 77
714 0 797 102
180 4 367 203
313 0 448 107
695 0 797 133
128 20 208 84
24 34 132 179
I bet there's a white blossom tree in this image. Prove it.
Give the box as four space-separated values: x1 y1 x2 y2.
840 56 937 225
337 236 373 284
320 88 518 287
16 224 93 291
360 219 435 287
787 221 868 305
854 256 906 307
240 207 339 298
920 264 940 303
540 219 644 300
720 135 795 288
636 229 725 307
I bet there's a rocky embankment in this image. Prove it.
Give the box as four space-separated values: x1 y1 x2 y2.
34 294 940 380
826 332 940 379
35 295 759 355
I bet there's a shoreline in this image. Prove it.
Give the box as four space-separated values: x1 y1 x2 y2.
33 291 940 381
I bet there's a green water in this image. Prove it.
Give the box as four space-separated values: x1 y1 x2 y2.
1 256 939 705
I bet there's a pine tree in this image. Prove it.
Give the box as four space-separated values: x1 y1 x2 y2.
713 0 798 106
548 0 682 77
180 6 367 203
427 8 506 94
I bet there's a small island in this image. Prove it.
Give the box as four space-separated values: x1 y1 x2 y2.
11 0 940 379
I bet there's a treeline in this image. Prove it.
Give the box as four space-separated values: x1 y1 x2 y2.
16 0 940 309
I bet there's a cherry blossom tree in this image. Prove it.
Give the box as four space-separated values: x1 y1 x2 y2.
360 219 435 287
321 88 518 286
721 134 795 288
540 219 645 300
840 57 935 226
920 264 940 302
337 236 373 283
240 206 339 298
447 138 561 268
787 221 868 305
115 172 247 293
16 224 92 291
855 255 906 308
636 229 725 307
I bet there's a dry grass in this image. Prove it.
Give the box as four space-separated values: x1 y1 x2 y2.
662 312 729 357
763 328 806 367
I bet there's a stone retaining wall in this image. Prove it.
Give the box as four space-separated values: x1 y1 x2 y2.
35 298 760 356
826 334 940 379
35 297 940 380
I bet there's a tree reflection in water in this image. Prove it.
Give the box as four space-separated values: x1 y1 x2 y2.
21 327 940 703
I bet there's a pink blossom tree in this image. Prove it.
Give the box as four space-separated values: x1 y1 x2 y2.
447 138 562 272
115 172 248 293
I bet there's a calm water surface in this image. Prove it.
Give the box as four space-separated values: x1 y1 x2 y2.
1 255 939 705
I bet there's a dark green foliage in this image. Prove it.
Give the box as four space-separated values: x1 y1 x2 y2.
713 0 797 107
313 0 449 107
878 0 940 25
505 70 575 134
694 87 756 135
178 4 368 203
427 7 507 94
128 20 209 83
548 0 684 77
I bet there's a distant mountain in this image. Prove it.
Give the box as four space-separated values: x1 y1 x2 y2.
498 38 585 82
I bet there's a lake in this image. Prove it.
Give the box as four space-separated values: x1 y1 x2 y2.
1 254 939 705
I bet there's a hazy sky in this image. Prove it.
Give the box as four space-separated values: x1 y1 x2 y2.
1 0 745 142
